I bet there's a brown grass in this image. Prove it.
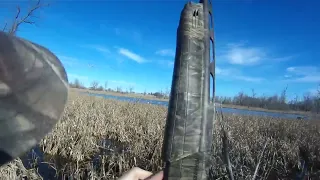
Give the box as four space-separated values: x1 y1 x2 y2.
0 91 319 179
0 158 41 180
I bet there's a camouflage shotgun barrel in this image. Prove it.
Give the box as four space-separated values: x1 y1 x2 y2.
162 0 216 180
0 32 69 165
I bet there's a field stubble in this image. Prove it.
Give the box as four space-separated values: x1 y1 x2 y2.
0 92 320 179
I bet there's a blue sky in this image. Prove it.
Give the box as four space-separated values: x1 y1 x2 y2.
1 0 319 100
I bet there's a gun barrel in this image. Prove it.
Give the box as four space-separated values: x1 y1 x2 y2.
162 0 215 179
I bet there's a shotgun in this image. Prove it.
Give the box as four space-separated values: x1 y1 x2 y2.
162 0 216 179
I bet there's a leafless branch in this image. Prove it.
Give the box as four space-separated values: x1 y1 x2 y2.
15 6 21 19
8 0 49 36
252 139 269 180
2 22 8 31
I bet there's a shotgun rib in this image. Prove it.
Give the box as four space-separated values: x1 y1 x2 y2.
162 1 215 180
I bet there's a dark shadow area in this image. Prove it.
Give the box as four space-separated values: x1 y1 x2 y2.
91 138 130 173
20 145 57 180
20 138 131 180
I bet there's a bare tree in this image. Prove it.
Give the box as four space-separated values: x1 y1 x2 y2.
104 81 108 91
97 85 103 91
237 91 244 106
294 94 299 103
303 92 312 111
2 22 8 32
165 86 171 98
280 85 288 104
160 89 164 98
251 88 256 98
292 94 299 111
116 86 122 93
90 81 99 90
129 86 134 93
2 0 49 36
69 78 85 89
69 79 78 88
250 88 257 107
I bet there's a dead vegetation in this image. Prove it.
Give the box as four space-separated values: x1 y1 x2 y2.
2 0 49 36
0 158 41 180
0 91 319 179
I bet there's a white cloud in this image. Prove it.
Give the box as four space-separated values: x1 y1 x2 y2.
216 66 263 82
57 55 82 67
57 54 100 69
81 44 148 64
156 49 175 57
92 46 110 54
215 67 222 74
224 44 265 65
293 76 320 83
118 48 146 63
286 67 295 72
221 43 295 65
286 66 318 75
58 55 78 63
285 66 320 83
272 55 296 62
216 67 231 76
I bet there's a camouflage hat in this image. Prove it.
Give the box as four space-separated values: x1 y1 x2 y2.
0 32 68 166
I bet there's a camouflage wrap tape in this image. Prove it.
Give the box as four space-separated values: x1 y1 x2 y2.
162 2 214 180
0 32 69 166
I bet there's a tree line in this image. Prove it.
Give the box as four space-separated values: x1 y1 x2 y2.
71 79 320 113
69 79 171 99
215 86 320 113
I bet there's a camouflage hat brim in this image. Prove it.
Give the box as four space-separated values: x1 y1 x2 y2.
0 32 69 166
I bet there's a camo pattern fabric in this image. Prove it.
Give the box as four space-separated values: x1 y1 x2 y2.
0 32 69 166
162 2 214 180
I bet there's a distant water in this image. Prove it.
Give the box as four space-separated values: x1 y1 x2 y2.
84 92 308 120
19 92 309 179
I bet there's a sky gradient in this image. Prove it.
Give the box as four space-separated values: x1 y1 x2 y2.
1 0 319 100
